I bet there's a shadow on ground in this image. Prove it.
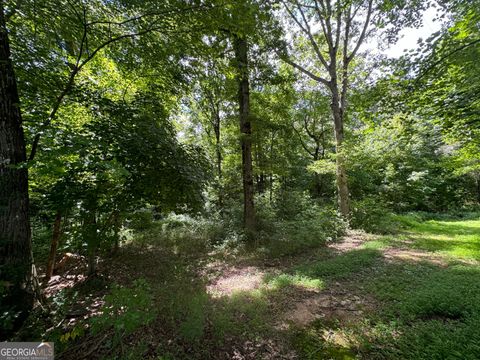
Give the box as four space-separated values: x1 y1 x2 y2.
55 216 480 359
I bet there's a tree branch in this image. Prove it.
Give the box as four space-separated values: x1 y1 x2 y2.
416 38 480 82
313 0 330 49
292 124 315 157
347 0 372 64
278 53 330 86
28 18 174 161
282 0 329 70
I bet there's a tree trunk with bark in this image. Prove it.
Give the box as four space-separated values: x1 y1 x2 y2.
330 84 350 218
45 211 62 281
212 109 223 207
233 35 256 235
112 210 121 254
85 208 98 276
0 0 34 334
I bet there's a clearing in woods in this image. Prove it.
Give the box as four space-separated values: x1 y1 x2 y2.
52 215 480 359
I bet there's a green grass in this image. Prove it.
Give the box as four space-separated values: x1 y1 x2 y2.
264 273 325 290
291 214 480 359
405 219 480 260
295 249 382 281
58 213 480 359
369 215 480 261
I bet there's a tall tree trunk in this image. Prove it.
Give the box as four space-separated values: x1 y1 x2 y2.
269 130 276 204
213 112 223 207
112 209 120 254
85 209 98 276
330 84 350 218
233 35 255 234
213 113 222 178
45 211 62 281
311 145 323 198
255 143 266 194
0 0 34 334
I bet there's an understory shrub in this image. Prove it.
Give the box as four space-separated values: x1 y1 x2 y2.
350 197 399 234
128 208 154 231
132 193 348 257
256 193 347 256
136 213 227 253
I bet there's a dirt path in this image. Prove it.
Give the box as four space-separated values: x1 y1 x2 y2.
204 231 376 330
204 228 458 336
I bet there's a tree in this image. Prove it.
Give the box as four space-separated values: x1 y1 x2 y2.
278 0 425 218
400 0 480 207
3 0 221 279
278 0 376 217
186 54 232 208
233 35 256 234
7 0 216 161
0 0 34 335
292 89 333 198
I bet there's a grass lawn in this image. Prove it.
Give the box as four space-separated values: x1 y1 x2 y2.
289 215 480 359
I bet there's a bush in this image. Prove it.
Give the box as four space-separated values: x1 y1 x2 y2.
350 197 399 234
130 194 348 258
128 208 154 231
257 205 347 257
135 213 228 254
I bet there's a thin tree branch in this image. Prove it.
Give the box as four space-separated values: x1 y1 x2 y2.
282 0 329 70
28 18 174 161
293 124 315 157
347 0 373 64
313 0 330 47
340 5 351 113
416 38 480 82
278 53 330 86
333 4 342 52
323 0 334 50
4 0 25 20
303 114 319 142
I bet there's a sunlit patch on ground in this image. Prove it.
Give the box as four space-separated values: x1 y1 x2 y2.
207 265 267 297
42 215 480 359
382 247 450 266
328 229 370 252
44 274 86 298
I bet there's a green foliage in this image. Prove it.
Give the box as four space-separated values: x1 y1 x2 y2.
350 197 399 234
161 214 225 248
362 261 480 359
90 279 156 347
288 215 480 360
254 193 347 257
6 0 480 355
292 328 357 360
308 159 336 176
178 294 208 342
346 114 474 213
264 273 324 290
264 211 345 257
128 208 155 231
400 265 480 320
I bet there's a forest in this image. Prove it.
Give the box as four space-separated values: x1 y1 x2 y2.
0 0 479 358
